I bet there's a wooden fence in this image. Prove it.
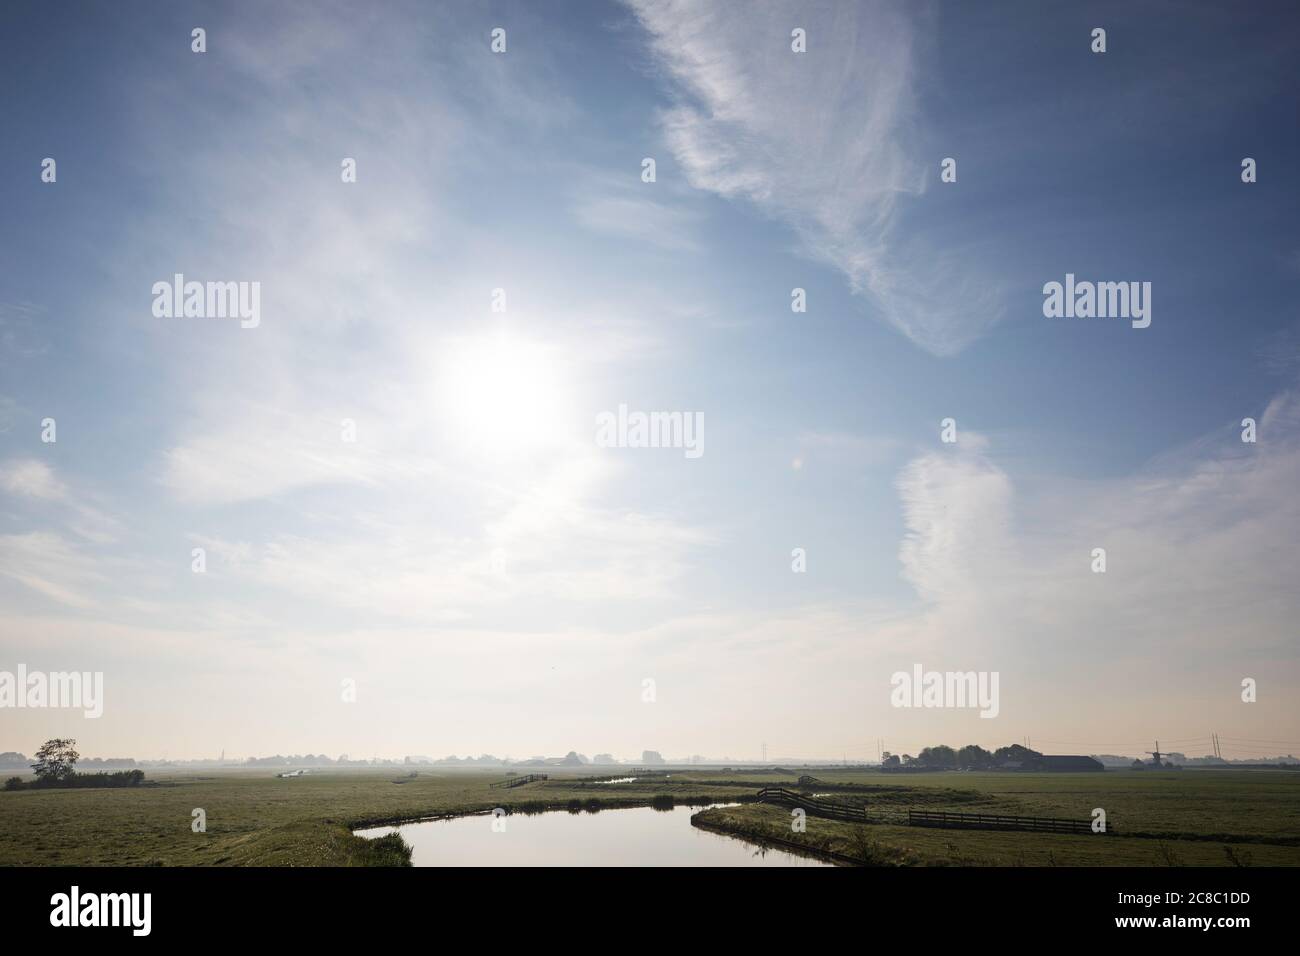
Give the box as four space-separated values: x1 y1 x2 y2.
489 773 549 789
758 787 1108 835
907 809 1109 835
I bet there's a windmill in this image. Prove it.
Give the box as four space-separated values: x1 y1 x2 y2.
1146 741 1166 767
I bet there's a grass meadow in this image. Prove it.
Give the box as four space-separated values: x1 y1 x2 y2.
1 766 1296 866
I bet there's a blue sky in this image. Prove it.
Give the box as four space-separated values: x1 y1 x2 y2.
1 0 1298 761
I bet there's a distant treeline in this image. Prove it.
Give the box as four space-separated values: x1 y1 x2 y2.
4 769 146 791
0 752 138 771
884 744 1044 771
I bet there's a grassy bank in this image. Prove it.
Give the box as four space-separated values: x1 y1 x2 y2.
691 802 1300 866
0 768 758 865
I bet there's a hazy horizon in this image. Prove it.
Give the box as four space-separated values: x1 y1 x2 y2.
6 742 1294 765
3 1 1299 764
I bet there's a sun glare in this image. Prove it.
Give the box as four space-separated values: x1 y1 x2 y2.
439 334 571 452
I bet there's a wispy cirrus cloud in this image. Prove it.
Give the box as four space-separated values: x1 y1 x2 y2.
892 393 1300 660
1 458 66 500
1 458 121 545
573 192 703 252
0 531 106 609
896 438 1015 605
625 0 1008 355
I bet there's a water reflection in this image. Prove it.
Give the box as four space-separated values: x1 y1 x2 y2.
356 803 832 867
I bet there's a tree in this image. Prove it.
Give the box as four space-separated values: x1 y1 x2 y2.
916 745 958 769
957 744 993 770
32 738 79 782
992 744 1043 769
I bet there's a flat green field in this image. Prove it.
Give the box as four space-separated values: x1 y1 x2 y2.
1 767 1297 866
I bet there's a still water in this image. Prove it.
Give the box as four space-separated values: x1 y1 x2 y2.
356 803 832 866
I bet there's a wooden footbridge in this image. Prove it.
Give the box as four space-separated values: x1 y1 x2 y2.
756 787 868 823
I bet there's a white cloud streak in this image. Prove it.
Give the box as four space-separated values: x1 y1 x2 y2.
625 0 1008 355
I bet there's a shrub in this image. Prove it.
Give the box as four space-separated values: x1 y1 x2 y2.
5 769 146 791
355 832 413 867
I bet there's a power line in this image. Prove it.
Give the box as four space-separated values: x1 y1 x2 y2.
1217 736 1300 746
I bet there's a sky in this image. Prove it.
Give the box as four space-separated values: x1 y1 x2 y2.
1 0 1298 762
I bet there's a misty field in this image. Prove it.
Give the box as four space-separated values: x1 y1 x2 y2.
0 767 1297 866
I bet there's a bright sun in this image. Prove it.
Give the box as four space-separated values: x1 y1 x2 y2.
438 333 570 452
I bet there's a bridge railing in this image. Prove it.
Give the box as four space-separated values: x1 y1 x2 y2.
756 787 868 822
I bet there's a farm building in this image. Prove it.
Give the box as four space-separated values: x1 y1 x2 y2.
1041 755 1104 772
